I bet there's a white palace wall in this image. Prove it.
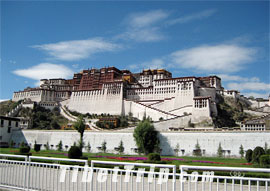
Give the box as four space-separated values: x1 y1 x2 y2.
67 89 123 115
13 90 42 102
10 130 270 157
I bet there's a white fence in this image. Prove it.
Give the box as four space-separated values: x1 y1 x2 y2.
0 154 269 191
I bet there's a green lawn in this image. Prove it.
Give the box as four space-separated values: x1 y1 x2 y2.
0 147 253 167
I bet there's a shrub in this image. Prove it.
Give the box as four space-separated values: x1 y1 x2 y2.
57 140 63 151
239 145 244 158
34 141 41 152
266 149 270 155
86 142 91 153
9 140 15 148
20 146 30 154
193 141 202 156
252 146 265 163
245 149 253 163
259 155 270 167
188 120 195 128
45 141 50 150
174 143 180 156
68 146 82 159
20 141 25 148
101 141 107 153
118 140 124 155
148 153 161 162
217 143 223 158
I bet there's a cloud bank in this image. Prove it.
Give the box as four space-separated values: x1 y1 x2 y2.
167 9 217 25
118 9 217 42
32 38 121 61
13 63 74 82
170 44 256 73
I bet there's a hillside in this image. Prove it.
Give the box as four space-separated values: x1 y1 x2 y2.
0 100 21 116
213 95 253 128
0 100 68 129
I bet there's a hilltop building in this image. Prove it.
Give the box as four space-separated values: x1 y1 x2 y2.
12 66 245 125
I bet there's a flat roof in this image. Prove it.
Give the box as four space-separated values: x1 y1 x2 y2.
0 115 20 121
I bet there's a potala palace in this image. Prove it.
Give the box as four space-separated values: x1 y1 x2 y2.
12 66 269 126
3 66 269 156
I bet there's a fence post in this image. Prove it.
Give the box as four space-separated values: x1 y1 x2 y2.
180 165 184 191
23 159 28 190
173 166 176 191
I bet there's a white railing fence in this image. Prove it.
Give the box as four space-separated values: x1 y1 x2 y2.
0 154 269 191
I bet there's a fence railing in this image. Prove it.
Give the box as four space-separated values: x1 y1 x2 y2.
0 154 269 191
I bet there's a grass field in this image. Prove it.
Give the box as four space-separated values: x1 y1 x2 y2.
0 148 254 168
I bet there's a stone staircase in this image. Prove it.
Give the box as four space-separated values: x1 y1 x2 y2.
6 103 23 117
59 102 102 131
134 101 179 118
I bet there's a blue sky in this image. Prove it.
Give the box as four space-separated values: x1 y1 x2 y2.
1 1 269 100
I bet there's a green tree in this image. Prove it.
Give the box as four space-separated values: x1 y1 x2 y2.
118 140 124 155
217 143 223 158
50 120 60 129
239 144 244 158
73 116 86 151
101 140 107 153
133 119 160 155
57 140 63 151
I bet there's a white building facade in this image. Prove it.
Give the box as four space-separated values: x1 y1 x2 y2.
12 67 227 125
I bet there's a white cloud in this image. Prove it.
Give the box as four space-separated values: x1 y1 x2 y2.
13 63 74 82
217 74 269 99
129 58 165 72
120 27 165 42
119 9 216 42
227 82 270 91
170 44 256 73
217 74 260 82
0 99 9 103
243 92 269 99
118 10 169 42
32 38 121 61
127 10 169 28
168 9 217 25
141 58 165 69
